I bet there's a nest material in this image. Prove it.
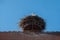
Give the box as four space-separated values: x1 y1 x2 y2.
19 15 46 32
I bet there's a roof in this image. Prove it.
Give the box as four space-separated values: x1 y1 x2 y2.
0 32 60 40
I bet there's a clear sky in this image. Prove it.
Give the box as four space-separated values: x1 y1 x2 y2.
0 0 60 32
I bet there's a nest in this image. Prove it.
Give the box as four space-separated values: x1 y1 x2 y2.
19 15 46 32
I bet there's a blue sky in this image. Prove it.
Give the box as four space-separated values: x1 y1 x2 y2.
0 0 60 32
